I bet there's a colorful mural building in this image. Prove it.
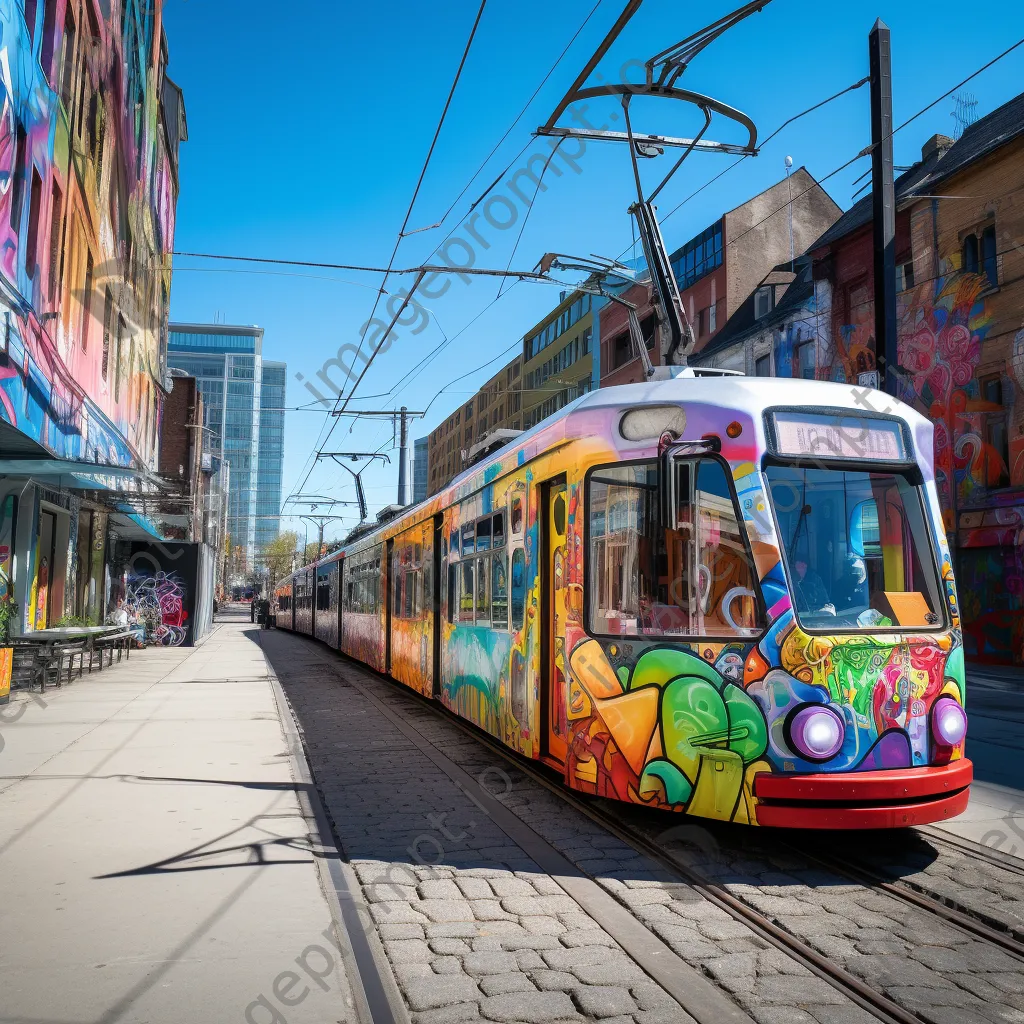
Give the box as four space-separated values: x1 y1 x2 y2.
0 0 186 633
700 92 1024 666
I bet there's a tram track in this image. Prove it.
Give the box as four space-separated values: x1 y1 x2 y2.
784 842 1024 957
420 709 925 1024
917 825 1024 877
282 632 1024 1024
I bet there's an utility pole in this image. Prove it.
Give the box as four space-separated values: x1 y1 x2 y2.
397 406 409 506
869 19 899 398
329 409 426 506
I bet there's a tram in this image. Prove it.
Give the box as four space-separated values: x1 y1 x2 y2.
276 373 971 828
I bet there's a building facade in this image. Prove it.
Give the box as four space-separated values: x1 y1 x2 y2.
0 0 185 636
602 170 840 387
521 291 597 429
808 96 1024 665
426 355 522 497
693 258 820 378
167 324 285 581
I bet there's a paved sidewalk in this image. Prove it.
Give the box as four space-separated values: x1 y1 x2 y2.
932 669 1024 856
0 620 356 1024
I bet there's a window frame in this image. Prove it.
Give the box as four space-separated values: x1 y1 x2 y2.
582 457 768 643
761 453 948 636
980 224 998 289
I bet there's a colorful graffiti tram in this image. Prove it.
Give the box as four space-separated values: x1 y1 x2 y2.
276 374 971 828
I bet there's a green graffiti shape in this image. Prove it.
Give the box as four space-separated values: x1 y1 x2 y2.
827 640 894 715
722 682 768 763
630 647 722 692
639 758 693 805
661 675 768 785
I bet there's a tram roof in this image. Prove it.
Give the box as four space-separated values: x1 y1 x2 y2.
287 373 928 581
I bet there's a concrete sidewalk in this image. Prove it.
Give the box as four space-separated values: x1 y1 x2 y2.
0 621 356 1024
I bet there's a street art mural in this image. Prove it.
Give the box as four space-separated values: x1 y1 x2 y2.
0 0 179 470
817 268 1022 664
124 570 188 647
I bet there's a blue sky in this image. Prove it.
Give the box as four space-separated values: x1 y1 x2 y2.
161 0 1024 546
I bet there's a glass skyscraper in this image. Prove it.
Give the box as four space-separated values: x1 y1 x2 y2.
167 324 286 578
413 436 428 503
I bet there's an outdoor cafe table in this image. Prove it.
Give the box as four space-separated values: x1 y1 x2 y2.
15 625 125 645
12 625 129 685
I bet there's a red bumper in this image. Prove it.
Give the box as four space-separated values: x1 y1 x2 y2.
753 760 973 829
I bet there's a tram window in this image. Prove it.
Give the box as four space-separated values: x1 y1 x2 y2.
460 561 475 622
476 555 491 626
492 552 508 628
493 511 506 547
447 564 457 623
477 517 492 551
511 548 526 629
588 460 762 638
766 464 943 630
394 573 403 617
404 570 415 618
511 498 524 536
462 522 475 555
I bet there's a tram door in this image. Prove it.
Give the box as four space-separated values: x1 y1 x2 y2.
385 538 394 674
432 515 443 698
541 478 568 767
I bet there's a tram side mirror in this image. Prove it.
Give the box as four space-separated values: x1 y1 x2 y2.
849 499 878 558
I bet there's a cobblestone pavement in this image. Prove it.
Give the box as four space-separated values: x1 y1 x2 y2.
265 629 1024 1024
265 630 896 1024
807 831 1024 940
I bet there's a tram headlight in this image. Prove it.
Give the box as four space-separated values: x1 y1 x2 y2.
785 704 845 762
931 696 967 747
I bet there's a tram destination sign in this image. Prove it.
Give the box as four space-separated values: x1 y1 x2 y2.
768 411 909 462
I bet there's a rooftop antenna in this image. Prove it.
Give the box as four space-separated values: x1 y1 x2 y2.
951 91 978 140
537 0 768 367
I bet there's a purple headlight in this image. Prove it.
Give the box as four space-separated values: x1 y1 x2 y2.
931 697 967 747
788 704 845 761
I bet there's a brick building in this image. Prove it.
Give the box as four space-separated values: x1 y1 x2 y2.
600 169 839 386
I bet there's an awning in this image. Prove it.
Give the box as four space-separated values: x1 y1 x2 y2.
110 508 168 542
0 458 162 494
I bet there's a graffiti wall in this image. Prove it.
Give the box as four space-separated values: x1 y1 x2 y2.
120 542 204 647
0 0 180 470
816 267 1023 663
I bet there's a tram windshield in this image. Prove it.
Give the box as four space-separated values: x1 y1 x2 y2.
765 465 944 630
588 460 763 637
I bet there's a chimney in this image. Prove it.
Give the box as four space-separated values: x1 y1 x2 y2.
921 134 953 165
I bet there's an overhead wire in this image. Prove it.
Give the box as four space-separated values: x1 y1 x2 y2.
288 0 491 503
407 0 606 234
